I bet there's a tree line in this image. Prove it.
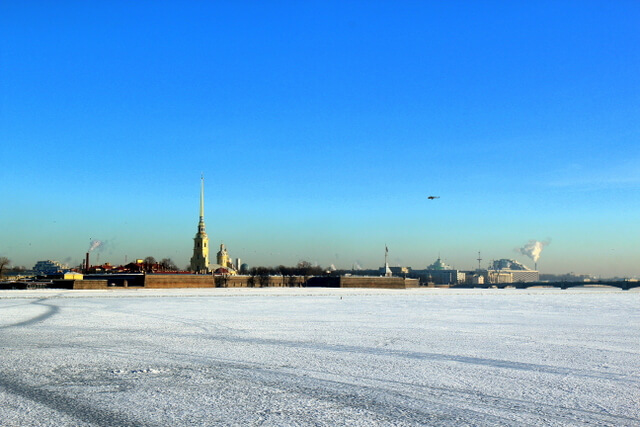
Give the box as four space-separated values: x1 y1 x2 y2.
250 261 325 285
0 255 329 281
212 261 327 288
138 257 326 278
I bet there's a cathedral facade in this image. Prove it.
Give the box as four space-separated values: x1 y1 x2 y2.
190 176 210 273
189 176 236 274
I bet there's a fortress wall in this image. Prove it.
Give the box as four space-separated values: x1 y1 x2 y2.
144 274 306 288
309 276 420 289
144 275 215 288
120 274 418 289
71 280 109 290
222 275 248 287
216 275 306 287
339 276 420 289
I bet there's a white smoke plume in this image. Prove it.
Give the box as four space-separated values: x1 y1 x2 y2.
352 262 363 271
329 264 337 271
88 240 104 252
517 239 550 263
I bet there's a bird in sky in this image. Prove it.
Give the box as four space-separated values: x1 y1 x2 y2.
427 196 440 200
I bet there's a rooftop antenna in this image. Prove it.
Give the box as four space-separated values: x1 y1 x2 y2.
477 251 482 270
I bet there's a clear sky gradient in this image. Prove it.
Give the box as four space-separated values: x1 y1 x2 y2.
1 1 639 276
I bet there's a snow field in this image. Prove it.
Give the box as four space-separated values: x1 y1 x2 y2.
1 288 639 426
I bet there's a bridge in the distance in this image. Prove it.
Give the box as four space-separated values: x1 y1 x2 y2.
455 281 640 291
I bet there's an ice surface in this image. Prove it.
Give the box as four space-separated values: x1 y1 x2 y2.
1 287 639 426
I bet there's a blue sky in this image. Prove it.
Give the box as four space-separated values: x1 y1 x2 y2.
1 1 639 276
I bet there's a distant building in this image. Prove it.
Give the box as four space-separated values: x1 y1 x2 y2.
412 257 465 285
33 260 68 275
211 243 236 275
390 266 411 276
488 271 513 284
216 244 233 269
490 259 528 270
468 274 485 285
379 266 410 276
486 259 539 283
428 258 450 270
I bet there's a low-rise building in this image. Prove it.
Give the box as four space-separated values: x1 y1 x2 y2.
33 260 68 275
412 257 465 285
485 259 539 283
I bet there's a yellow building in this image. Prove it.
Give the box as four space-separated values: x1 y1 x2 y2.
190 175 210 273
216 244 233 270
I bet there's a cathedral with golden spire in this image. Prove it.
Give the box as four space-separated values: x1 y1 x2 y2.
190 175 210 273
190 175 236 274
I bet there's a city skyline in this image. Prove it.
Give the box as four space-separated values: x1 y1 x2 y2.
1 2 639 277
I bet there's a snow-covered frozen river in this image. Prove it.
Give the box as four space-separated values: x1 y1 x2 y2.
1 287 639 426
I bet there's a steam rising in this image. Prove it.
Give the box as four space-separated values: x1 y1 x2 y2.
518 239 550 263
88 240 103 252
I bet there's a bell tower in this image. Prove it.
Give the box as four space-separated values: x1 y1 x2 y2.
217 243 232 269
190 175 210 273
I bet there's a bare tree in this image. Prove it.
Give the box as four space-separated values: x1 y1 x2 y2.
256 266 271 287
160 258 177 271
0 257 10 279
296 260 323 286
247 267 257 287
278 265 300 287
